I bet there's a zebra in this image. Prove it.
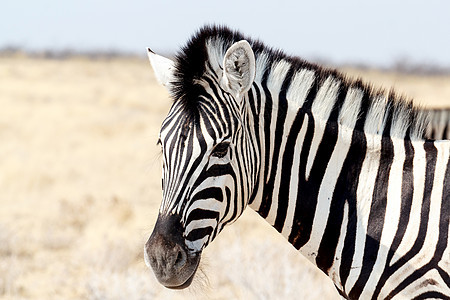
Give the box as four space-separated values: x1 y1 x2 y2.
144 26 450 299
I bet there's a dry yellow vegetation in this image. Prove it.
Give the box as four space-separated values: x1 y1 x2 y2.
0 56 449 299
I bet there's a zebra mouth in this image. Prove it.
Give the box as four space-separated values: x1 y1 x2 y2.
165 267 197 289
163 251 200 289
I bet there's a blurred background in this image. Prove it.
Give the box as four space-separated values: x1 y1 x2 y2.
2 0 450 68
1 1 450 299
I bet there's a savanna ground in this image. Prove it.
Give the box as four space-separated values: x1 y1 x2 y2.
1 55 449 300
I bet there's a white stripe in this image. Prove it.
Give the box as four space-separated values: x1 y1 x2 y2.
360 136 405 299
185 236 209 252
391 104 411 138
346 131 382 291
205 38 225 73
254 52 270 83
267 68 315 225
401 268 450 298
339 88 363 129
185 219 218 237
280 115 309 238
388 140 426 266
311 76 340 120
329 200 349 290
247 82 267 212
185 197 223 219
286 69 315 111
306 77 340 179
300 122 354 260
364 95 388 136
265 60 292 225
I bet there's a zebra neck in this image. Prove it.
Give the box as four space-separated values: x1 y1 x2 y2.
246 64 411 285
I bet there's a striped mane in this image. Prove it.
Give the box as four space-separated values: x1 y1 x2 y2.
170 25 430 139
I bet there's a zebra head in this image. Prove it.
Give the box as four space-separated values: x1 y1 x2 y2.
144 37 259 289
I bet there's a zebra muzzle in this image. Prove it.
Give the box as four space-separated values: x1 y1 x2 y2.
144 214 201 289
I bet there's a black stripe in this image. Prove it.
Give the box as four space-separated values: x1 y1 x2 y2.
339 91 370 288
289 114 316 249
219 187 232 226
192 163 234 187
261 68 273 212
287 78 320 248
372 137 415 298
247 84 258 117
171 127 190 186
191 187 224 202
389 151 449 299
437 266 450 289
353 81 370 133
313 85 349 272
328 84 348 124
292 107 340 248
348 132 394 299
259 66 293 219
248 84 262 206
221 183 239 228
186 226 214 242
384 141 438 298
185 209 220 225
274 79 345 234
439 158 450 288
273 112 305 232
235 137 247 219
442 122 448 140
202 77 233 136
257 68 275 217
412 291 450 300
160 104 183 132
206 60 218 80
175 122 208 213
318 129 367 276
167 122 195 200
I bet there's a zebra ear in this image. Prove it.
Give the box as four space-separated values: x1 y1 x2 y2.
147 48 175 89
222 40 256 97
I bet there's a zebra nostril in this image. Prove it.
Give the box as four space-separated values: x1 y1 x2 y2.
174 246 187 269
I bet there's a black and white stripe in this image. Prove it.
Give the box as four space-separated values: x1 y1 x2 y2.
149 26 450 299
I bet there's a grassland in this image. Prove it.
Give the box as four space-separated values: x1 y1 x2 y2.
0 55 449 299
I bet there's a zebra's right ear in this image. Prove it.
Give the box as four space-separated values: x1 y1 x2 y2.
221 40 256 98
147 48 175 89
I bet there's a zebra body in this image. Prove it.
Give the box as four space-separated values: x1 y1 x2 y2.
145 26 450 299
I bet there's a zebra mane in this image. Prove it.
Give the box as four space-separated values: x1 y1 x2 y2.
171 25 430 139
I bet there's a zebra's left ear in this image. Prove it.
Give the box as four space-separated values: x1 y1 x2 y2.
221 40 256 98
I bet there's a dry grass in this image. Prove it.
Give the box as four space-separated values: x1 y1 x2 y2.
0 56 449 300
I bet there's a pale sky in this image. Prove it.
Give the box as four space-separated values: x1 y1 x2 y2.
2 0 450 67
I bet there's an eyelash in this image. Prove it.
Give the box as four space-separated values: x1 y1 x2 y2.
211 142 230 158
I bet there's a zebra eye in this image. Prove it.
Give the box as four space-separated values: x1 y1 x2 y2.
211 142 230 158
